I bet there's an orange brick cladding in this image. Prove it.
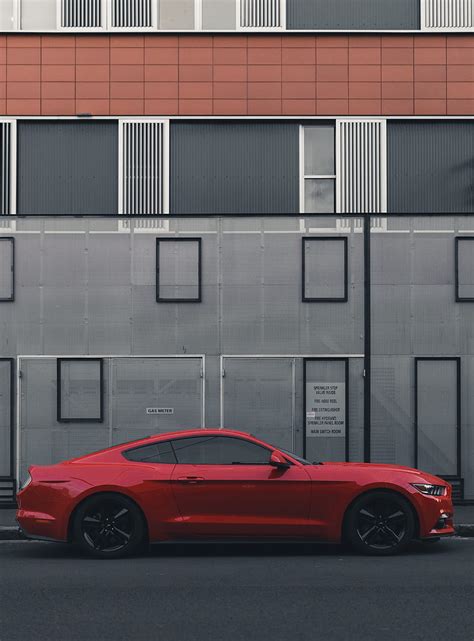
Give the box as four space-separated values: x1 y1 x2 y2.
1 33 474 116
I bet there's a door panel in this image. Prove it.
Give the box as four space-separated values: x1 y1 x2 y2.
223 358 294 450
0 359 12 477
111 358 203 444
170 464 312 538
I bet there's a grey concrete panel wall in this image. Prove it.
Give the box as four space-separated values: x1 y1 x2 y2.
287 0 420 30
17 121 118 215
370 216 474 498
170 122 299 214
388 122 474 214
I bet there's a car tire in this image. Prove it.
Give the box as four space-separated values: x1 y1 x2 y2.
73 493 146 559
345 490 415 556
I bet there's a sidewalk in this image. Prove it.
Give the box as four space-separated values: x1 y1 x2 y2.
2 506 474 540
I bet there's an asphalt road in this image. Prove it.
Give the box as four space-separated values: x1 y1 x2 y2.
1 538 473 641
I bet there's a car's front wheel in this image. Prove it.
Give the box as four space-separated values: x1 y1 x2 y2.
345 491 416 556
73 493 146 559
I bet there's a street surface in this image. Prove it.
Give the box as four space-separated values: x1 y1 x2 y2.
0 538 473 641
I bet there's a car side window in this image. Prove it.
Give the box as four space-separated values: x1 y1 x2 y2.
123 441 177 464
170 436 271 465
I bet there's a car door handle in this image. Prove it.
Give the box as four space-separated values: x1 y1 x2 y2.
176 476 205 484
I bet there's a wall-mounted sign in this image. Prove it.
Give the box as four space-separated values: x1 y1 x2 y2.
306 382 345 437
146 408 174 415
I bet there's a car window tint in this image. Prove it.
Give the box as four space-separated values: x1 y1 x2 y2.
171 436 270 465
123 441 176 464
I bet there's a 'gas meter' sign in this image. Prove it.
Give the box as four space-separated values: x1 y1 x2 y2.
306 382 345 438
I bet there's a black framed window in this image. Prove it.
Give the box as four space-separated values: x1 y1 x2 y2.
455 237 474 302
0 237 14 302
302 236 348 302
156 238 202 303
415 357 461 482
57 358 104 423
170 436 271 465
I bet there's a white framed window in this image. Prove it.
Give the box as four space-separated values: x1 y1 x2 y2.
300 125 336 214
421 0 474 31
336 119 387 215
0 121 17 226
118 119 169 231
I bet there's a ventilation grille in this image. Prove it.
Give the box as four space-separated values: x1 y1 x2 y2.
240 0 282 28
0 478 16 506
110 0 154 28
61 0 103 28
337 120 386 215
120 121 166 215
422 0 473 29
0 122 12 216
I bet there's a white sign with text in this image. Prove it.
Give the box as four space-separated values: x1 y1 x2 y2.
306 382 345 437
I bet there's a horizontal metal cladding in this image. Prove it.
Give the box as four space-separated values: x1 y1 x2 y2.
17 121 118 216
287 0 420 30
170 122 299 214
388 121 474 214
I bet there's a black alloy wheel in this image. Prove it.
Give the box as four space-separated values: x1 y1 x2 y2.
346 491 415 556
73 493 145 559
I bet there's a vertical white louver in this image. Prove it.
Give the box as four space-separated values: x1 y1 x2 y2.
119 120 169 218
60 0 104 28
336 120 387 215
109 0 156 28
0 121 16 226
238 0 284 29
421 0 474 30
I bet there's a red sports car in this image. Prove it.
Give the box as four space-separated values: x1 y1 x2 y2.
16 429 454 558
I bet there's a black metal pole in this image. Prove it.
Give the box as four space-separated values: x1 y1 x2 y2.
364 214 371 463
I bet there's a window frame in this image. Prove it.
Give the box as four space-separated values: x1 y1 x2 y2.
414 356 462 482
299 124 337 215
0 119 17 217
0 237 15 303
302 236 348 303
455 236 474 302
56 358 105 423
170 434 273 465
156 237 202 304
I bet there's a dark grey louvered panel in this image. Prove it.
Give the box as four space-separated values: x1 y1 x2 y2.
111 0 154 28
240 0 282 27
0 122 11 216
121 121 165 215
61 0 102 28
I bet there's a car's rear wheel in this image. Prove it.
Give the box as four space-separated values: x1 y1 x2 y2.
73 493 145 559
346 491 415 556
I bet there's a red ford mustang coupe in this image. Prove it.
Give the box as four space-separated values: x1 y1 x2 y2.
16 429 454 558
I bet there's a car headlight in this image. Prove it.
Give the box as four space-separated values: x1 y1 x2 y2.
411 483 447 496
18 474 32 492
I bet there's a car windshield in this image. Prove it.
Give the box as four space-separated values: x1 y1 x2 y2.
277 448 312 466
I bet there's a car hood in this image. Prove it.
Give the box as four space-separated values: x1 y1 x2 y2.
307 461 446 484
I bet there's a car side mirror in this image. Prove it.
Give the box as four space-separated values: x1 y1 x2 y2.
269 450 291 470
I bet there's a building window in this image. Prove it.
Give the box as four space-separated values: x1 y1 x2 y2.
57 359 104 423
0 121 16 217
455 237 474 302
119 120 169 216
0 237 14 303
421 0 473 30
415 358 461 486
302 237 348 302
300 125 336 214
156 238 202 303
336 119 387 214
